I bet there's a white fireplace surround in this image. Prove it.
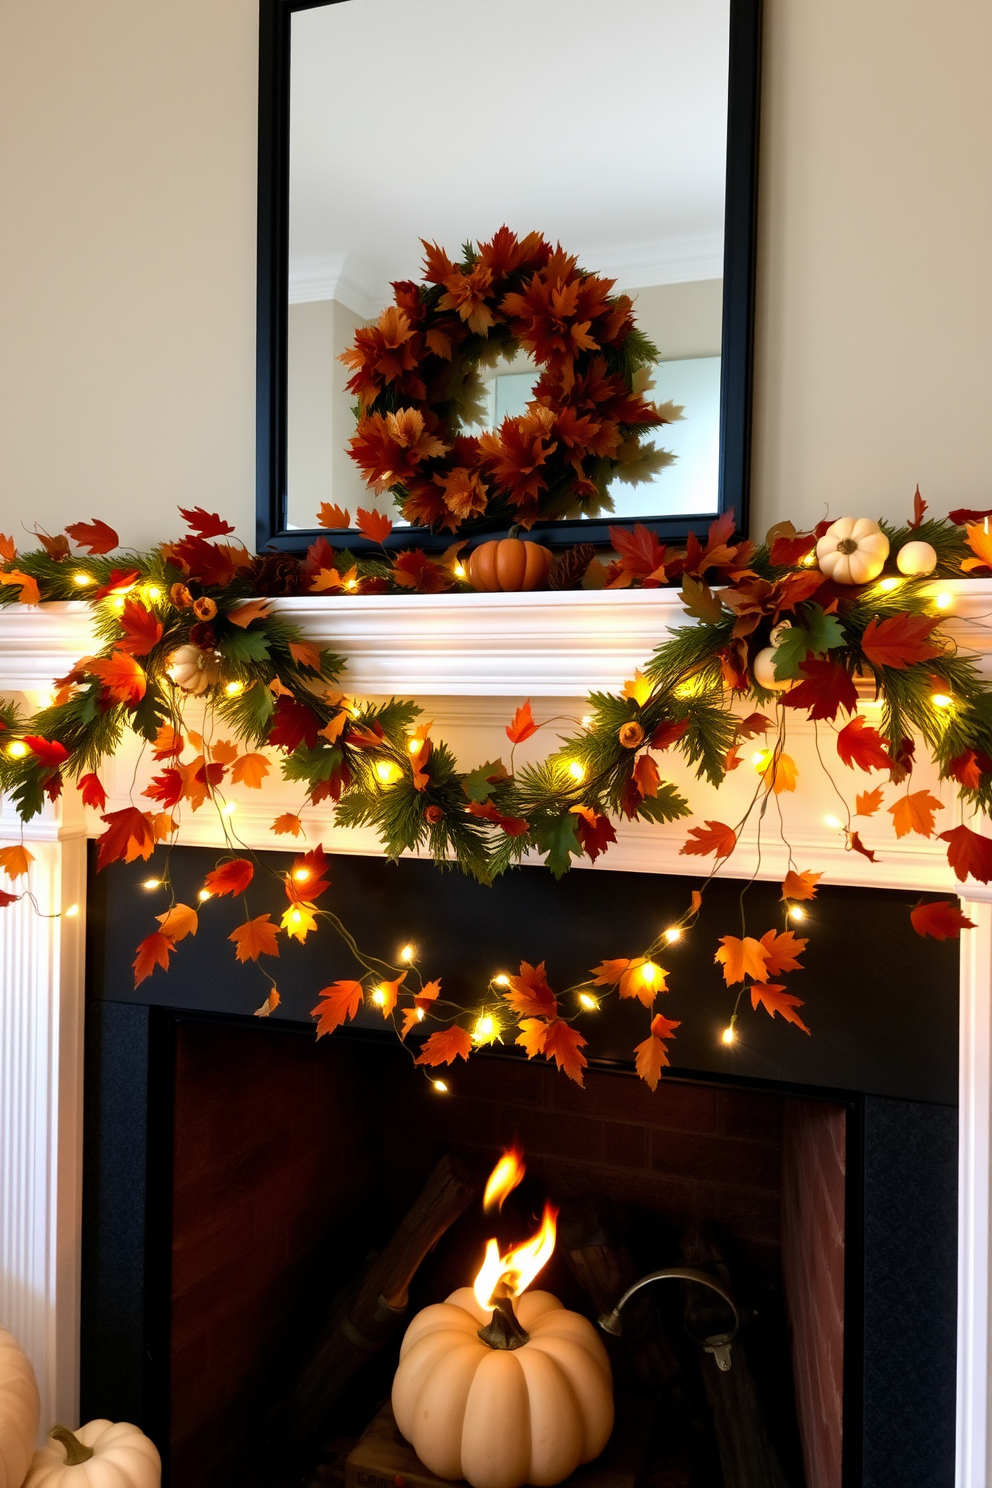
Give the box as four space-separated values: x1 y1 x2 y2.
2 585 991 1480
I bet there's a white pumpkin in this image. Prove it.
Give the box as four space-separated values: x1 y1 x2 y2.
392 1288 613 1488
0 1328 40 1488
23 1422 160 1488
896 540 938 577
752 647 790 691
815 517 890 585
165 644 220 695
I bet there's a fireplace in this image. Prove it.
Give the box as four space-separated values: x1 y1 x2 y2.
79 845 958 1487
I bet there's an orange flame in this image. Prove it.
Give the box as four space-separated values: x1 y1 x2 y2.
483 1145 525 1212
473 1202 558 1311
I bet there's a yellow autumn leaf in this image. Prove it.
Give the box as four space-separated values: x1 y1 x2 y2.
0 844 34 880
281 902 318 943
622 670 654 706
759 751 798 794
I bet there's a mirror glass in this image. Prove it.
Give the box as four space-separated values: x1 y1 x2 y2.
286 0 730 532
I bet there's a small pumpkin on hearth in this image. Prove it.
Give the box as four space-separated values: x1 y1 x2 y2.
23 1422 160 1488
815 517 890 585
0 1326 40 1488
466 539 553 593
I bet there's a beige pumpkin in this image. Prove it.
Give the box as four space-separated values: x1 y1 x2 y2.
23 1422 160 1488
815 517 890 585
165 644 220 695
392 1288 613 1488
0 1327 40 1488
896 540 938 577
752 646 790 691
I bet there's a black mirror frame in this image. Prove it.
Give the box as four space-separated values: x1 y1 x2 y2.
256 0 762 555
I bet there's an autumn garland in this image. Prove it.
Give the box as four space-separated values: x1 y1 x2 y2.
4 494 992 1086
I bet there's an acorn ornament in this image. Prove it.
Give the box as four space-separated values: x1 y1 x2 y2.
896 540 938 577
815 517 889 584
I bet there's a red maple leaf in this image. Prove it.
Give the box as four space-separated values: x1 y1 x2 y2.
65 518 119 554
24 736 70 769
907 485 928 530
848 830 877 863
356 507 393 544
178 506 236 538
132 931 175 987
888 736 916 786
142 769 184 809
414 1026 473 1067
910 899 976 940
286 844 330 902
750 983 810 1034
204 858 254 897
87 651 146 706
312 980 364 1038
0 887 20 908
836 716 891 772
782 657 858 721
506 700 539 744
939 824 992 884
769 530 817 567
541 1019 588 1085
96 807 156 869
391 548 451 594
949 506 992 526
504 961 557 1018
77 772 107 810
736 713 770 741
169 534 236 588
680 821 737 859
465 801 530 837
649 718 690 750
116 600 164 657
37 531 70 561
860 613 943 669
608 524 668 582
267 696 322 752
90 567 140 603
572 806 617 862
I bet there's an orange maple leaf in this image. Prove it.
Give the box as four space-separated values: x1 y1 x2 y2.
634 1013 681 1090
204 858 253 896
0 844 33 880
414 1026 473 1067
759 928 807 976
750 982 810 1034
506 700 539 744
856 787 885 817
317 503 351 529
889 789 943 839
632 753 660 799
232 752 271 788
618 959 668 1006
210 739 239 765
272 813 304 837
399 1007 424 1041
132 931 175 987
759 751 798 794
0 534 15 561
541 1019 588 1085
860 613 943 669
416 979 442 1007
254 989 281 1018
228 599 271 628
680 821 737 859
96 807 156 869
320 712 348 744
116 600 163 657
690 889 703 914
87 650 146 705
781 869 821 901
910 900 976 940
714 935 770 986
589 958 630 987
155 903 198 941
356 507 393 544
515 1018 549 1060
504 961 557 1018
376 972 406 1018
0 571 41 605
289 640 323 672
152 724 183 760
312 980 364 1038
229 914 279 963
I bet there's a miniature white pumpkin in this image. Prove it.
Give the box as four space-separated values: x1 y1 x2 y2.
752 647 791 691
768 621 792 649
815 517 890 585
896 540 938 577
0 1327 40 1488
165 644 220 695
392 1288 613 1488
23 1422 160 1488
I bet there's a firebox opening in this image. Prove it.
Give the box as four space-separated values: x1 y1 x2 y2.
168 1017 845 1488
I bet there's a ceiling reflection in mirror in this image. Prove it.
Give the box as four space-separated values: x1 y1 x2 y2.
286 0 730 533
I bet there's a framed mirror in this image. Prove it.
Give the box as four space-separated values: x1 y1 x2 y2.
257 0 761 554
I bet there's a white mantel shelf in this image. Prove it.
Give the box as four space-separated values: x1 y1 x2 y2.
2 586 992 1480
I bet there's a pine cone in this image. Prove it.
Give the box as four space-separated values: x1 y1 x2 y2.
548 543 596 590
246 552 306 596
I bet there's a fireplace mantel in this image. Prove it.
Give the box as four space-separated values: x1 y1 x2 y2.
2 585 992 1481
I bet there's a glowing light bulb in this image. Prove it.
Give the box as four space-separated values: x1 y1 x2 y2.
581 715 594 728
567 761 585 783
932 693 952 709
721 1025 736 1046
801 551 818 567
225 680 244 697
375 760 402 785
664 927 682 944
408 738 420 754
72 572 93 587
473 1015 495 1042
639 960 662 987
142 878 161 890
64 903 79 917
752 750 769 768
416 1006 425 1021
432 1079 449 1094
824 814 843 830
453 563 466 579
198 889 212 902
145 585 162 602
289 908 302 926
789 906 806 922
578 993 599 1011
493 973 510 988
878 577 900 592
109 594 126 613
221 800 237 815
934 591 953 611
345 577 358 591
7 740 28 759
293 867 311 882
29 690 55 710
372 986 387 1006
399 943 415 963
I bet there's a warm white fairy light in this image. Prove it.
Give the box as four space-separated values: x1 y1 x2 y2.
144 585 162 602
289 908 303 926
567 760 585 782
801 551 818 567
581 715 594 728
432 1079 449 1094
399 943 416 963
639 960 662 989
664 927 682 944
64 904 79 917
142 878 161 890
453 563 466 579
371 986 387 1006
878 577 901 592
408 738 420 754
473 1014 496 1042
416 1006 425 1021
108 594 126 613
345 577 359 590
578 992 599 1011
198 889 212 903
493 973 510 988
932 693 953 709
789 906 806 922
72 572 93 587
293 867 311 882
221 800 237 815
722 1025 736 1046
375 760 402 785
751 749 769 768
934 591 953 611
7 740 28 759
225 680 244 697
824 814 843 830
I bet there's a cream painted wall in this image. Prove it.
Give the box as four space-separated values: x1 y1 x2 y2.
287 298 369 526
628 279 723 362
0 0 259 550
0 0 990 548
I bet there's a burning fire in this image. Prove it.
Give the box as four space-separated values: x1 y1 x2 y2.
473 1148 557 1311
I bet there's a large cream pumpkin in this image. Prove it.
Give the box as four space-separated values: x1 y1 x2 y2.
815 517 890 584
0 1327 40 1488
23 1422 159 1488
392 1288 613 1488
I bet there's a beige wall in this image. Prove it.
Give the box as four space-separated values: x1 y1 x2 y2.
287 298 369 527
0 0 990 547
628 279 723 362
